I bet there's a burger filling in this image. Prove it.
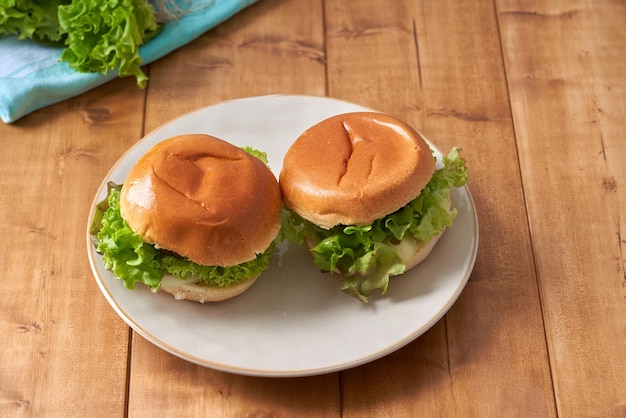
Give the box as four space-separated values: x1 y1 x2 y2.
90 182 275 292
281 147 468 303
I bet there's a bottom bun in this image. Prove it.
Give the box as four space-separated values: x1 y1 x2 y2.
390 232 444 272
159 275 259 303
391 195 450 273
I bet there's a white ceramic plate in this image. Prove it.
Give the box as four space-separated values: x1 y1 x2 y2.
86 95 479 377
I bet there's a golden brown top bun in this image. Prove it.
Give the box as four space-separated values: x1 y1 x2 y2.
119 134 282 267
279 112 435 228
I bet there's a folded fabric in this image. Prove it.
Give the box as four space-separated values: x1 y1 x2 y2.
0 0 257 124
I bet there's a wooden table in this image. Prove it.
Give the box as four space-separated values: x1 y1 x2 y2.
2 0 625 416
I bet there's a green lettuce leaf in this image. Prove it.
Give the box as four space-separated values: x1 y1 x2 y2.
240 146 269 164
1 0 160 86
282 147 468 302
92 182 274 292
58 0 160 87
0 0 68 42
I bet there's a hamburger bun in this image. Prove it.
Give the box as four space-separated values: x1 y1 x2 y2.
280 112 447 302
119 134 282 302
160 274 259 303
279 112 435 229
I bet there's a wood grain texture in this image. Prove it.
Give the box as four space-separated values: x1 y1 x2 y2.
0 77 145 417
129 335 340 417
325 0 556 416
144 0 326 133
497 0 626 416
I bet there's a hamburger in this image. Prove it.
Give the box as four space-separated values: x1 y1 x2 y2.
90 134 282 303
279 112 468 302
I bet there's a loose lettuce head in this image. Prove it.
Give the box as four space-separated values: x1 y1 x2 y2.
58 0 160 87
282 147 468 302
1 0 161 86
0 0 67 43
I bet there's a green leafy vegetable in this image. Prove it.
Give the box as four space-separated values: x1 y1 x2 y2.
0 0 67 43
282 147 468 303
91 182 274 292
58 0 160 87
1 0 161 86
241 146 269 164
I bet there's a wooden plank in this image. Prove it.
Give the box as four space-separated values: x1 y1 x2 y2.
0 76 145 416
130 335 339 416
144 0 327 131
126 1 340 416
324 0 557 416
497 0 626 416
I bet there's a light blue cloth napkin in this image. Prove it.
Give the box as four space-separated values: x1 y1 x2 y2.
0 0 257 123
